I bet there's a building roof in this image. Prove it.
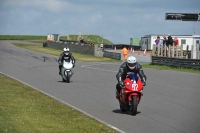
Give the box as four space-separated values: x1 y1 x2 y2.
144 34 194 36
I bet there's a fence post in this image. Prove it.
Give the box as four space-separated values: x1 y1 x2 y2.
168 45 171 57
160 45 163 57
172 45 174 57
180 45 183 58
158 45 160 56
197 44 200 59
164 45 166 57
186 45 189 59
153 44 156 56
176 46 178 58
191 45 193 59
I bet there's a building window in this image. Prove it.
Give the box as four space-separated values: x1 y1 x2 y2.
196 40 199 44
181 39 186 45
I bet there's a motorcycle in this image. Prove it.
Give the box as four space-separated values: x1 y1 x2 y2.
61 60 73 83
119 72 143 116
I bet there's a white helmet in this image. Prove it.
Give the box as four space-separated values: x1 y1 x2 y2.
63 47 69 55
126 56 137 70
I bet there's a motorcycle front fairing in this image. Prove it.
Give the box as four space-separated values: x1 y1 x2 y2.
121 78 143 104
62 61 73 80
63 60 73 69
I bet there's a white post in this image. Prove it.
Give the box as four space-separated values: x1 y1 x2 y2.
192 44 197 59
172 45 174 58
191 45 194 59
158 45 160 56
176 46 178 58
197 44 200 59
180 45 183 58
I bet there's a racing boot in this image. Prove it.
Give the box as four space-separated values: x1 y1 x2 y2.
59 66 62 75
59 69 61 75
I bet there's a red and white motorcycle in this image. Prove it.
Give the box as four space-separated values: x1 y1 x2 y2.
119 73 144 116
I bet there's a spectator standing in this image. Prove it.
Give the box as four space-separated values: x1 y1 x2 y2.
121 47 128 61
163 35 168 46
100 43 104 51
89 41 94 46
155 36 163 46
78 38 82 45
155 36 163 55
167 34 173 46
173 37 179 46
80 38 84 45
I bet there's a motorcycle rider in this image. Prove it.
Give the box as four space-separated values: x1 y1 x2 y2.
58 47 75 75
116 56 147 99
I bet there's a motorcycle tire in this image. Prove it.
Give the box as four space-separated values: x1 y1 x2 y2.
130 96 137 116
66 71 70 83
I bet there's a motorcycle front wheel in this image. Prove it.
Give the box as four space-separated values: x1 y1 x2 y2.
66 71 70 83
130 96 137 116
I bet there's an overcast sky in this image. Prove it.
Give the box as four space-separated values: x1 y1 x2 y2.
0 0 200 44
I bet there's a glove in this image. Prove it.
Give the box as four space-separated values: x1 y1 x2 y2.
73 64 75 68
58 61 62 65
119 81 124 88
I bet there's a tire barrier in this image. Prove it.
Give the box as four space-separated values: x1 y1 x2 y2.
151 56 200 69
103 51 121 60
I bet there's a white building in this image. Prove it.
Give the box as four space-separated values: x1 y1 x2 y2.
47 34 60 42
140 34 200 51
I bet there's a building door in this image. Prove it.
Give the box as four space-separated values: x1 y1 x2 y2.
141 38 148 50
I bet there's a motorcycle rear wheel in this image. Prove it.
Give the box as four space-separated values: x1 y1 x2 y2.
130 96 137 116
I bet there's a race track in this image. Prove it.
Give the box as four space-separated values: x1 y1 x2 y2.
0 41 200 133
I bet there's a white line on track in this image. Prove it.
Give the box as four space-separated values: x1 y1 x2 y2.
81 63 118 73
0 71 126 133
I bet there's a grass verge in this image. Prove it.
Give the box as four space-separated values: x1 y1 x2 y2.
0 73 118 133
142 64 200 74
13 44 120 62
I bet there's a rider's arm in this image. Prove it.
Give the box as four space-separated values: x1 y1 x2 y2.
137 64 147 82
70 54 75 64
58 53 63 63
116 65 125 82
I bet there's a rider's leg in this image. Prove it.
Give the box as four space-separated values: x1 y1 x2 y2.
116 83 121 99
59 65 62 75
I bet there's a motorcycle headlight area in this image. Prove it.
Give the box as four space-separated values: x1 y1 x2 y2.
63 63 73 69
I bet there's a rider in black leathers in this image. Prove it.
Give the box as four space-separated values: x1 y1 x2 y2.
116 56 147 99
58 47 75 75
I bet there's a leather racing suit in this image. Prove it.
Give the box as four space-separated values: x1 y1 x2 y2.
58 52 75 74
116 62 147 95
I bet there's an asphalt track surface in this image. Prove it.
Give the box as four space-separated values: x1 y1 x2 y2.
0 41 200 133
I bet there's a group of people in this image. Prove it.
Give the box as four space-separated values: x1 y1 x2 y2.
155 35 179 47
58 47 147 100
